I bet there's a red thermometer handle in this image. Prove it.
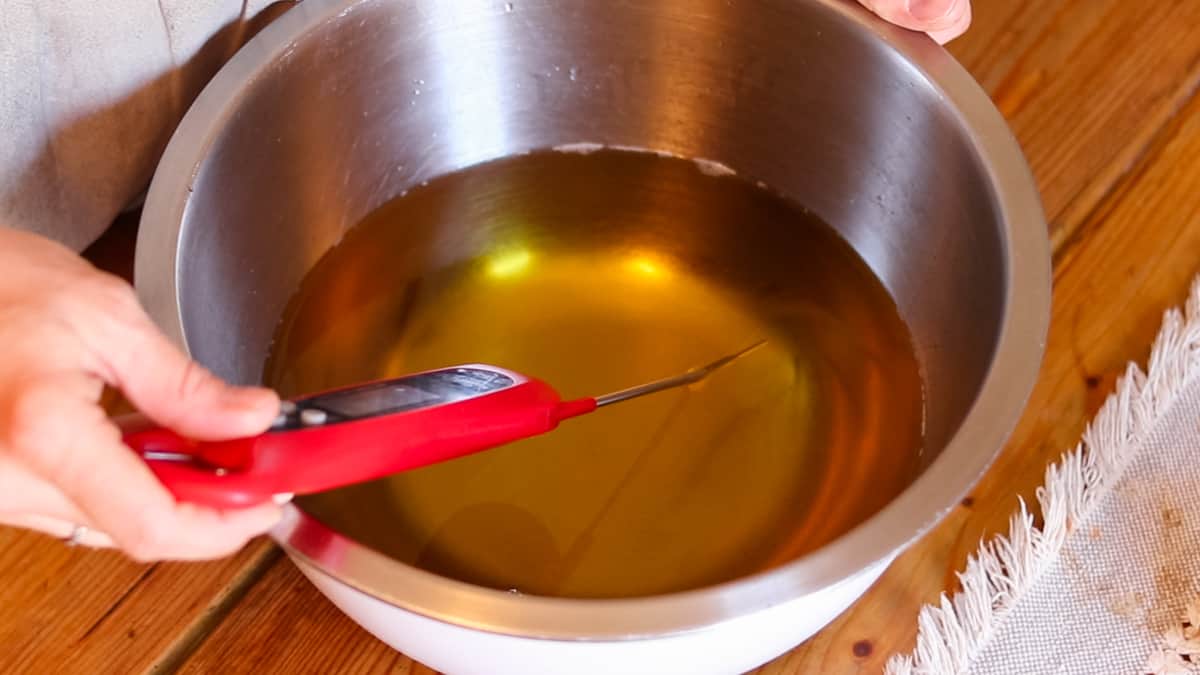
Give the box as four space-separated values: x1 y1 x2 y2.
118 371 597 509
119 343 763 509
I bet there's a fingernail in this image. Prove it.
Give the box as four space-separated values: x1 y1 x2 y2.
226 387 279 413
906 0 951 22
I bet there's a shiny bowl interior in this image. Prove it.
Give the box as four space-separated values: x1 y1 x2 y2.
135 0 1049 640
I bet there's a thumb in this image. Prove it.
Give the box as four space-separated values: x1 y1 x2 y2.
99 308 279 441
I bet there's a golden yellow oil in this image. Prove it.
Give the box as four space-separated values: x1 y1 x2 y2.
264 148 924 599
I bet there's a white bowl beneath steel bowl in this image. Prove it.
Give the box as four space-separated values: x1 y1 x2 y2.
134 0 1050 673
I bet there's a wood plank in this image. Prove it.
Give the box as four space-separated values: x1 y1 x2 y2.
0 530 276 674
950 0 1200 248
760 70 1200 675
945 0 1059 89
177 560 435 675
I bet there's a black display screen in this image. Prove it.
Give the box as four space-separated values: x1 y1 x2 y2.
303 368 517 420
317 383 441 417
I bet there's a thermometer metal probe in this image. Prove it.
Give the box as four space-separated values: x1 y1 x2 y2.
120 341 765 508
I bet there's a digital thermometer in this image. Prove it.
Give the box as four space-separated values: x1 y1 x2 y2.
119 342 763 508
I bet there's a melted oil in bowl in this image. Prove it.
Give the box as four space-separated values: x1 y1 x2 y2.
264 149 924 599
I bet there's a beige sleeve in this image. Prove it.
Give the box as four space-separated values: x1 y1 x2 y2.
0 1 287 252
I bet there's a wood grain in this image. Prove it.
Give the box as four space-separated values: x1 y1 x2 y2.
0 530 276 674
954 0 1200 248
7 1 1200 673
178 561 437 675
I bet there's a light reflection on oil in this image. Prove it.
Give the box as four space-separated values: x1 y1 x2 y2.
485 247 533 279
626 252 671 280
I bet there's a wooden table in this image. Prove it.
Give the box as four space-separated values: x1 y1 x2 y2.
6 2 1200 672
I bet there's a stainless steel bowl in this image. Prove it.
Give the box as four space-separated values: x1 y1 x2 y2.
135 0 1049 672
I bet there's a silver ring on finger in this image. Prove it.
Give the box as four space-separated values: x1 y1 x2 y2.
63 524 88 547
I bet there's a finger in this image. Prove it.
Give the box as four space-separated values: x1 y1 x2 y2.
12 384 282 561
859 0 971 40
927 1 971 44
67 428 283 561
71 426 282 561
0 513 115 549
84 292 279 441
0 451 93 524
0 451 112 548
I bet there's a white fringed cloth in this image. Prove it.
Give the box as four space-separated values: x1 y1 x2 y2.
887 278 1200 675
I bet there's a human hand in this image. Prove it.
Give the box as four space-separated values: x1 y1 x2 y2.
857 0 972 44
0 226 283 561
